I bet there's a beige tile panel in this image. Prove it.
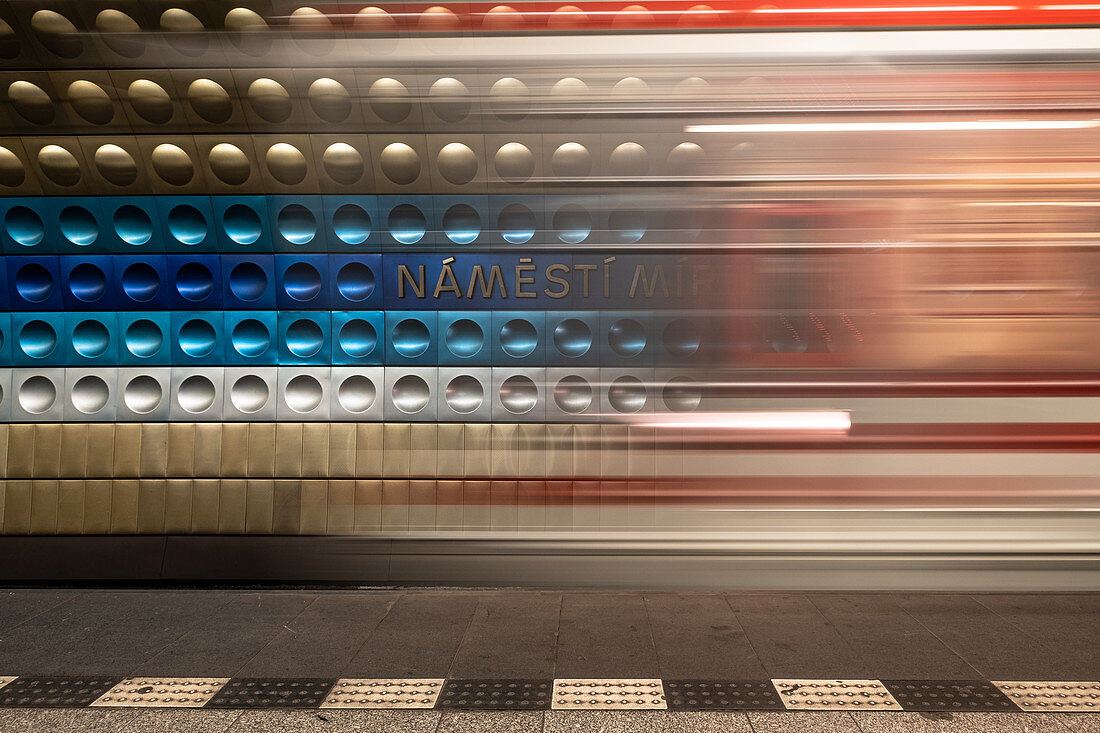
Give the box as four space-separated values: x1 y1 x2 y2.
28 479 59 534
302 423 331 478
218 479 247 534
83 479 112 534
32 425 62 479
56 480 85 535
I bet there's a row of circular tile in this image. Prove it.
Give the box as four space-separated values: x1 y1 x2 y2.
0 134 705 195
1 367 704 422
0 312 704 365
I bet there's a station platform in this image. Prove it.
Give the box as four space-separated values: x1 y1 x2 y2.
0 589 1097 732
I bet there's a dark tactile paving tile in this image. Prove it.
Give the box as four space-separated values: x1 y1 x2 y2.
883 680 1017 711
205 678 335 709
448 592 561 679
555 594 659 678
436 680 552 710
664 681 784 710
0 677 119 707
646 594 767 679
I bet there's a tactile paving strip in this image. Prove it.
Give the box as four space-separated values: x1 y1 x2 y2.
204 678 335 708
320 679 445 709
773 679 903 710
665 680 785 710
883 680 1016 711
436 680 552 710
0 677 120 707
993 681 1100 711
90 678 230 707
0 678 15 691
553 679 667 710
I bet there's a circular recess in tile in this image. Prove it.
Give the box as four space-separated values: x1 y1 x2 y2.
446 375 483 413
19 375 56 414
31 9 82 57
247 78 291 122
380 142 421 185
663 318 700 356
336 262 375 301
392 318 430 358
484 5 523 29
663 376 701 411
429 77 470 122
15 264 53 303
551 142 591 178
0 146 26 187
178 319 217 358
290 6 333 38
72 319 110 358
231 374 269 413
129 80 174 124
554 375 592 413
8 80 54 125
443 203 480 244
69 263 107 303
609 375 647 412
553 204 591 244
333 204 371 245
222 204 261 245
680 4 718 25
71 375 109 414
309 77 351 122
229 262 267 302
392 374 430 413
113 205 152 245
208 143 251 186
609 141 649 177
277 204 316 244
94 144 138 186
500 375 538 414
283 262 322 302
338 374 376 413
267 143 308 185
160 8 207 55
369 78 411 122
151 144 194 185
500 318 537 357
285 374 323 412
124 375 162 414
59 205 98 246
177 375 216 413
498 203 535 244
419 6 460 31
489 77 529 119
609 318 646 357
494 142 534 184
68 80 114 124
609 207 647 244
121 264 160 303
231 318 270 358
612 76 648 96
338 318 376 358
548 4 587 28
445 319 484 358
550 77 589 114
96 9 143 57
5 205 44 246
188 78 232 123
175 261 214 302
322 143 364 185
354 6 397 31
667 142 704 173
226 7 269 33
285 318 324 358
168 203 208 246
553 318 592 357
613 4 653 28
19 319 57 359
125 319 163 358
388 204 426 244
38 144 81 186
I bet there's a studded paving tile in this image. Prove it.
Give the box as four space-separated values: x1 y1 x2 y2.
0 677 120 707
320 679 445 709
90 678 230 708
993 681 1100 711
0 678 15 691
204 678 335 708
665 680 785 710
882 680 1016 711
436 680 552 710
773 679 903 710
552 679 667 710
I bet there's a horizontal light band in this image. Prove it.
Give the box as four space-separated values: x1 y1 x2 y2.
632 411 852 431
754 4 1015 11
685 119 1100 133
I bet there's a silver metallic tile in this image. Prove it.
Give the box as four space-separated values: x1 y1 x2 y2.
773 679 902 710
994 681 1100 711
90 678 229 708
320 679 444 709
552 679 667 710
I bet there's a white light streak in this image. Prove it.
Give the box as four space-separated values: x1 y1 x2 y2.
686 119 1100 133
635 411 852 431
753 4 1015 11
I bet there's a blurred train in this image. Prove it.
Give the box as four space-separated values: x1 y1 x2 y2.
1 2 1100 587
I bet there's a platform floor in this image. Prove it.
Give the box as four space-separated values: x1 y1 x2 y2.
1 589 1099 731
